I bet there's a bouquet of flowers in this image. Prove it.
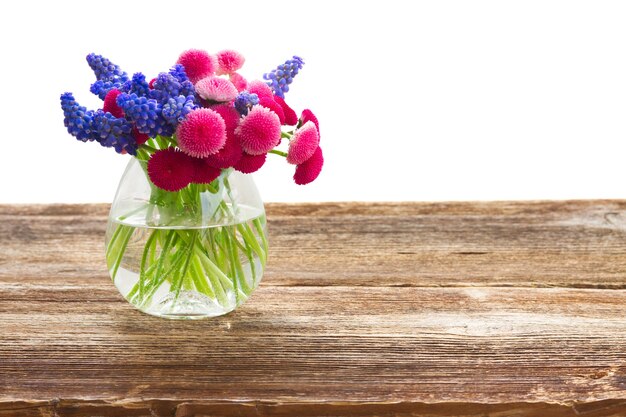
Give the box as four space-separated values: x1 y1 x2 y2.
60 49 323 318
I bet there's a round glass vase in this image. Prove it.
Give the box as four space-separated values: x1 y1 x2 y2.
105 157 268 319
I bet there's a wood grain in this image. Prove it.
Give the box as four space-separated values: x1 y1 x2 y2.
0 201 625 416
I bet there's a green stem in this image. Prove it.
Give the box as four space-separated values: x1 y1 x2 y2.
154 230 176 283
172 231 197 302
138 230 158 301
238 223 266 266
139 144 158 153
253 216 269 254
194 245 230 306
109 225 134 281
269 149 288 157
190 257 215 298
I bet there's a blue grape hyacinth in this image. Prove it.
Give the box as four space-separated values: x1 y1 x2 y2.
263 56 304 98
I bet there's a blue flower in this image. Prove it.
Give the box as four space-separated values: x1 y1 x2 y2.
116 93 174 137
169 64 191 84
150 72 196 104
86 53 130 100
123 72 151 97
234 92 259 116
162 95 198 125
61 92 97 142
263 56 304 98
93 111 137 155
60 92 137 154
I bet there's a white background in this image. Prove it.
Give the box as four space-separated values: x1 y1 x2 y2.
1 0 626 203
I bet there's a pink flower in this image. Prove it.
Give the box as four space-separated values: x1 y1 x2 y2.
103 89 124 118
235 106 281 155
234 152 267 174
274 96 298 126
195 76 238 103
259 96 285 124
204 104 243 168
216 50 245 75
176 49 218 83
287 121 320 165
204 135 242 168
300 109 320 136
229 72 248 92
176 108 226 158
247 80 274 99
294 146 324 185
147 147 194 191
210 103 240 131
132 128 149 146
191 157 222 184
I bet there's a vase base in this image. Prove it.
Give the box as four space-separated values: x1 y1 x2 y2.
143 290 235 320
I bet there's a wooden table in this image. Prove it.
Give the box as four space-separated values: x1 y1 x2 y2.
1 201 625 417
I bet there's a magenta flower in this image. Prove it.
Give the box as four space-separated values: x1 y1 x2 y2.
147 147 194 191
216 50 245 75
300 109 319 136
294 146 324 185
259 95 285 124
274 96 298 126
204 104 243 168
229 72 248 92
247 80 274 99
176 108 226 158
287 121 320 165
235 106 281 155
192 157 222 184
195 76 238 103
176 49 217 83
234 152 267 174
103 89 124 118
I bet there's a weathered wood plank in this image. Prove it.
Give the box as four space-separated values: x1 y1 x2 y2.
0 287 625 407
0 202 625 416
1 201 626 288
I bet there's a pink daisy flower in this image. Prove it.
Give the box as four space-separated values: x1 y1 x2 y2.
229 72 248 92
132 127 149 146
195 76 238 103
203 104 243 168
287 121 320 165
300 109 320 136
294 146 324 185
235 106 281 155
192 158 222 184
274 96 298 126
103 89 124 118
176 108 227 158
147 147 194 191
247 80 274 100
210 103 240 132
234 152 267 174
216 50 245 75
176 49 218 83
259 96 285 124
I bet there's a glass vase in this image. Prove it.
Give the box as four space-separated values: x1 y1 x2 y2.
105 158 268 319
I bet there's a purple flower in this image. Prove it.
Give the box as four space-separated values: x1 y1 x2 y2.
234 92 259 116
116 93 174 137
162 95 198 125
93 111 137 155
263 56 304 98
86 53 129 100
123 72 151 97
60 92 137 154
150 73 195 104
61 92 96 142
